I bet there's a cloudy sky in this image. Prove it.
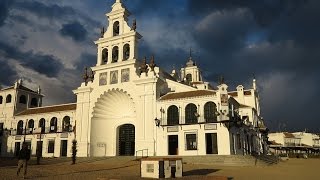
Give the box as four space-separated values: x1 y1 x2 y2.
0 0 319 132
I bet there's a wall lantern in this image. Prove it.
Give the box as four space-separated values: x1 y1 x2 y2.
154 118 161 127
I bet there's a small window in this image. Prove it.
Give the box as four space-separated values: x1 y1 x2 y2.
48 140 55 153
186 74 192 84
39 118 46 133
204 102 217 123
123 44 130 60
102 48 108 64
185 103 197 124
112 46 119 63
17 120 24 135
28 119 34 133
31 98 38 107
62 116 71 132
19 95 27 104
6 94 12 103
50 117 58 133
113 21 120 36
186 134 197 150
0 96 3 104
146 164 154 173
167 105 179 125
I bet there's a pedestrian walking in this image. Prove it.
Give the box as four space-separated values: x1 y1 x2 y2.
17 143 31 179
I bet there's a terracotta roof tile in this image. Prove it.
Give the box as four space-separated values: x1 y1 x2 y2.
1 85 40 94
269 140 282 145
160 90 216 101
284 132 295 138
239 104 251 108
228 92 238 97
244 90 252 95
17 103 76 116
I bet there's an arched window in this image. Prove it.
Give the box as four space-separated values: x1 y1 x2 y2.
185 103 197 124
0 96 3 104
19 95 27 104
31 98 38 107
50 117 58 133
62 116 71 132
186 74 192 85
113 21 120 36
123 44 130 60
167 105 179 125
112 46 119 63
204 101 217 123
6 94 12 103
17 120 24 135
39 118 45 133
28 119 34 133
102 48 108 64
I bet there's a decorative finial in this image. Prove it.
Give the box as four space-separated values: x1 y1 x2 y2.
100 27 105 38
149 55 156 71
88 68 95 82
186 47 195 67
37 86 41 94
140 57 148 74
83 67 89 85
132 19 137 31
218 75 225 85
253 74 257 90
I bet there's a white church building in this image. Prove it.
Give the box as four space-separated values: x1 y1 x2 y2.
0 0 268 158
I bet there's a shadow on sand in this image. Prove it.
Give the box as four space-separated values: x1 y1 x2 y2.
184 168 220 176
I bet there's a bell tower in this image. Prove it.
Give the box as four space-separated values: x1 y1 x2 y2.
95 0 142 66
180 50 203 85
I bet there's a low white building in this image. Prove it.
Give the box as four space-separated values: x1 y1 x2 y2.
268 132 320 154
0 0 268 158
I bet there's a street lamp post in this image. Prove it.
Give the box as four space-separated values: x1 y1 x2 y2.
37 128 42 165
23 119 28 143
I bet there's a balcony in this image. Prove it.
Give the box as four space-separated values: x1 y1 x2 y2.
9 126 74 136
159 115 229 127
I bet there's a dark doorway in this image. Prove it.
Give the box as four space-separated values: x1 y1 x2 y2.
118 124 135 156
61 140 68 157
168 135 178 155
36 141 43 157
206 133 218 154
15 142 21 157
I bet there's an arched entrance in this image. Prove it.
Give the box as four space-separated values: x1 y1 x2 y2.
118 124 135 156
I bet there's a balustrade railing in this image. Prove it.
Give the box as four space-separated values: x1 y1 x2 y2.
135 149 148 160
160 116 226 126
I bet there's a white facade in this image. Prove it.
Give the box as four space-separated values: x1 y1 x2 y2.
0 0 268 158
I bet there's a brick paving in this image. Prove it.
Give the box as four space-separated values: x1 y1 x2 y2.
0 157 319 180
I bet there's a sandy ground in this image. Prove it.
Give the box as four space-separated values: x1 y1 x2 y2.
0 157 319 180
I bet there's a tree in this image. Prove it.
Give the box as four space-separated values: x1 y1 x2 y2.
72 139 77 164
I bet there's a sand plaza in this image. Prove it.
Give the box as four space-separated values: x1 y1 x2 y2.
0 156 319 180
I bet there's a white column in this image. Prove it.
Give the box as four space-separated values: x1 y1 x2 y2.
97 48 102 66
108 46 112 64
119 43 123 62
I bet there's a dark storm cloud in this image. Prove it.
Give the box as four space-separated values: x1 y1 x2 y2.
75 53 96 71
0 59 17 86
0 0 13 26
14 1 101 27
0 0 319 132
0 41 63 78
187 0 307 27
59 22 88 42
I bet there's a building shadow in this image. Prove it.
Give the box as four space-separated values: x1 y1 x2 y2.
184 169 220 176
